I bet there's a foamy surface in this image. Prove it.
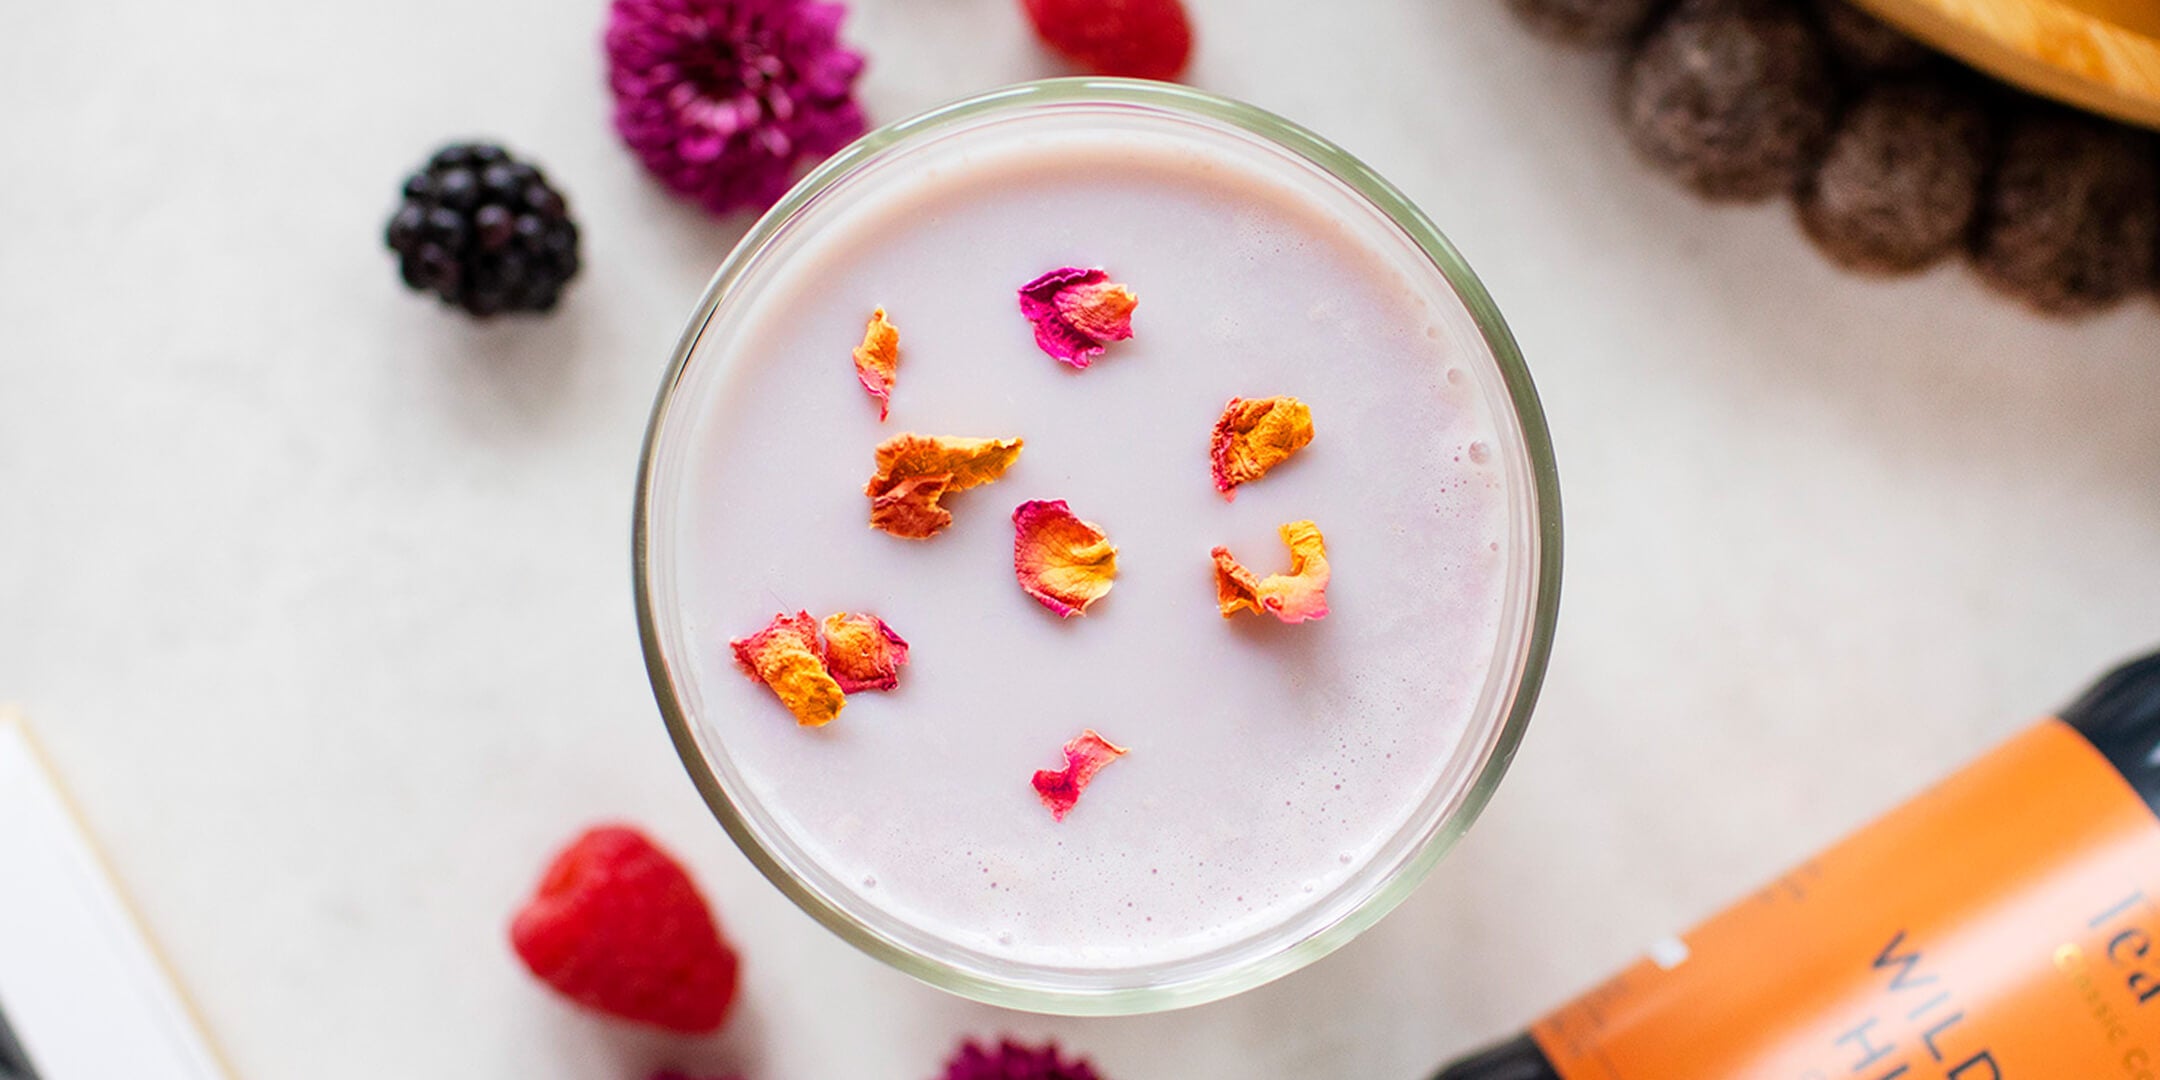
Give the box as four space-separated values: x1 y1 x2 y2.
654 119 1515 971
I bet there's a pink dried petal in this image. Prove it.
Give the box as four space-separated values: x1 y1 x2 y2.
1012 500 1118 617
1055 280 1137 341
820 612 909 692
1017 267 1136 369
1032 729 1128 821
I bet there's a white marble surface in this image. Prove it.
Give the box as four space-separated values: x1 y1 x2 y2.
5 0 2160 1077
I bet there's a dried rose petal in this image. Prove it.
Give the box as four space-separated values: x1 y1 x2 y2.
731 611 846 726
1032 729 1128 821
821 612 909 692
1017 267 1136 368
1213 551 1264 611
1210 396 1314 499
869 474 955 538
1212 520 1331 623
852 308 899 421
865 433 1024 539
1012 500 1118 617
872 433 1025 491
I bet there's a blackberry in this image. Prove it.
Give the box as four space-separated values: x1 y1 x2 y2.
385 142 580 318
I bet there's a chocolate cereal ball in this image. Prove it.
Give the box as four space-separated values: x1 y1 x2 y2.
1506 0 1669 46
1811 0 1930 76
1623 0 1836 201
1798 80 1989 274
1972 105 2159 315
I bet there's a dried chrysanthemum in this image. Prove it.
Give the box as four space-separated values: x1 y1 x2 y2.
1013 500 1118 617
1016 267 1137 368
1213 520 1330 624
820 611 909 692
941 1038 1105 1080
605 0 867 216
730 610 846 726
1031 729 1128 821
865 433 1024 538
1210 396 1314 499
852 307 899 420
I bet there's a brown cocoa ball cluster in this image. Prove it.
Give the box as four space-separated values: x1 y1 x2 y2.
1799 80 1990 274
1506 0 2160 316
1622 0 1834 201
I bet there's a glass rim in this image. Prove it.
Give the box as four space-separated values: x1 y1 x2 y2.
632 77 1564 1015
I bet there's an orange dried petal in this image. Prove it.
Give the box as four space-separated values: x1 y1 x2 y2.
865 434 1024 539
1213 548 1265 614
869 433 1025 494
820 612 909 693
1212 520 1330 624
1031 729 1128 821
852 308 899 421
1012 499 1118 617
869 474 955 539
1210 396 1314 499
731 611 846 726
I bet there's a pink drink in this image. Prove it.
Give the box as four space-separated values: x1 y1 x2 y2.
637 83 1556 1008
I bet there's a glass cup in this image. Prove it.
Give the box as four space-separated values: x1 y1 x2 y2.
633 78 1563 1015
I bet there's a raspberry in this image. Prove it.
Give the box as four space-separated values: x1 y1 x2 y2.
510 826 741 1033
1021 0 1193 81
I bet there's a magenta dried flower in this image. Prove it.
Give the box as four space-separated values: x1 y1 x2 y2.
1017 267 1137 368
606 0 867 216
941 1038 1104 1080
